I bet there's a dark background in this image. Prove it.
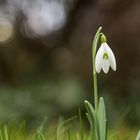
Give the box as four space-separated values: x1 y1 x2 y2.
0 0 139 127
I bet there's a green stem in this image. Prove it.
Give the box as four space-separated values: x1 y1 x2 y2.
93 69 98 111
92 27 102 111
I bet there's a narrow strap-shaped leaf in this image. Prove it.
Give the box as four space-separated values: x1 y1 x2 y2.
135 130 140 140
85 100 99 140
86 113 91 124
98 97 107 140
79 109 84 140
37 131 46 140
4 125 9 140
0 130 3 140
85 104 95 140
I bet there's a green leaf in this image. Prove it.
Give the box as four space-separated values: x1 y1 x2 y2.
84 100 99 140
56 116 77 140
35 120 47 140
0 130 3 140
79 108 84 140
98 97 107 140
135 130 140 140
86 113 92 125
4 125 9 140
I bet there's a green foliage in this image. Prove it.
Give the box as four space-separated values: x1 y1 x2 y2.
135 130 140 140
85 98 107 140
84 100 99 140
79 109 84 140
0 121 138 140
98 98 106 140
0 125 9 140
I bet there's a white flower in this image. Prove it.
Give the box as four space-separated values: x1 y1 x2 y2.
95 42 116 73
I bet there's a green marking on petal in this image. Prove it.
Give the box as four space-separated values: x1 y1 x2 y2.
103 53 109 60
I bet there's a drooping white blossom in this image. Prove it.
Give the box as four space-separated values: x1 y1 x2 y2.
95 40 116 74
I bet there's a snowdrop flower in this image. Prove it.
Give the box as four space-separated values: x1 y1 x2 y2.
95 34 116 73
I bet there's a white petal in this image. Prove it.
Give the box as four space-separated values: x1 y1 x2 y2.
104 43 116 71
95 45 104 73
102 59 110 73
101 43 107 50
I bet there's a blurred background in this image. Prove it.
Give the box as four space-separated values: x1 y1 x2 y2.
0 0 139 128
